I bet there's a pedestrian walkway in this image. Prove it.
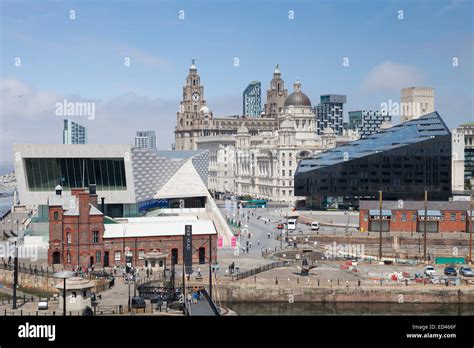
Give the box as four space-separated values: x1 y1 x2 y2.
186 288 220 316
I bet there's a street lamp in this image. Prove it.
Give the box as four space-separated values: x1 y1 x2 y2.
12 237 21 309
53 270 76 316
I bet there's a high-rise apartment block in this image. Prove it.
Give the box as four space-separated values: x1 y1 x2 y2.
63 119 87 144
314 94 346 135
135 130 157 149
243 81 262 117
349 110 392 138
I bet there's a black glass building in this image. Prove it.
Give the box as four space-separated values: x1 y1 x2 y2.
295 112 452 207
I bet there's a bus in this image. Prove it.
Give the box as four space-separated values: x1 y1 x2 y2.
287 218 297 230
241 199 267 208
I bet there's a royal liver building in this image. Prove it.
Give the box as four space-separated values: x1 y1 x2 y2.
174 61 358 202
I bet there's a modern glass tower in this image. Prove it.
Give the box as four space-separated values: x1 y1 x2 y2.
135 130 157 149
243 81 262 117
295 112 452 207
63 119 87 144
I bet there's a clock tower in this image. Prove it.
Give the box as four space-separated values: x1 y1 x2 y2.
175 60 210 150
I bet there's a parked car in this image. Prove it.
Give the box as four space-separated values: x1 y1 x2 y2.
460 267 474 277
444 266 457 276
310 221 320 231
277 223 284 229
424 265 436 276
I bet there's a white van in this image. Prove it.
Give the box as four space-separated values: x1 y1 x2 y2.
310 221 320 231
287 218 297 230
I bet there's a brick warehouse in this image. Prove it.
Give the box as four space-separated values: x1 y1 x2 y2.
359 200 473 233
48 187 217 268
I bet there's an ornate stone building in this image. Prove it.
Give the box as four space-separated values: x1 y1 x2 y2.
178 61 358 202
175 61 277 150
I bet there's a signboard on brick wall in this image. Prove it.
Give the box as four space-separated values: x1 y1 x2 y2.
184 225 193 274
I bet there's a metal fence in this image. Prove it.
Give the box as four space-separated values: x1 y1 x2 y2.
233 261 293 281
1 262 58 278
0 262 112 280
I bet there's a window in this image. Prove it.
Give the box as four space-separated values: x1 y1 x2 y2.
138 250 145 260
114 251 121 261
95 250 101 264
72 292 77 298
53 211 58 220
461 213 466 222
92 231 99 243
282 170 285 177
67 252 71 263
82 291 87 298
450 213 456 222
289 170 292 177
412 213 417 222
401 213 407 222
364 214 368 222
66 232 71 244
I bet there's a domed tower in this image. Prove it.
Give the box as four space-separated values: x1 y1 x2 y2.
281 80 315 134
263 64 288 118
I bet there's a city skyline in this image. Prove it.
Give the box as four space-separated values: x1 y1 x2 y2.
1 0 473 161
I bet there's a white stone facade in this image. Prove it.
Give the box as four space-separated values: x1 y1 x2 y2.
400 87 435 123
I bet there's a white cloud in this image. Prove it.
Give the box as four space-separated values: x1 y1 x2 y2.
0 78 178 160
107 43 169 67
360 61 425 93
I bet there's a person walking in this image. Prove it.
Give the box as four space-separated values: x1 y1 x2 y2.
257 240 260 246
187 293 192 306
267 232 271 239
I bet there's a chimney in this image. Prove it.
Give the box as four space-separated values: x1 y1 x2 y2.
71 188 86 197
78 191 90 222
101 197 105 215
88 184 98 208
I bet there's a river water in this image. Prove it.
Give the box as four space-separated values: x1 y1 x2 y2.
223 302 474 316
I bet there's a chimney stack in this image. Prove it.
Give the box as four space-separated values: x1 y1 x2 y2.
88 184 98 208
101 197 105 215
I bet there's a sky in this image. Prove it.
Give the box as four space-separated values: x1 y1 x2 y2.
0 0 473 166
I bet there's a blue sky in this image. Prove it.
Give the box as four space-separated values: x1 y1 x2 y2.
0 0 473 161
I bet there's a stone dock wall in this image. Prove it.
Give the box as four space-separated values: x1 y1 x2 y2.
215 283 474 304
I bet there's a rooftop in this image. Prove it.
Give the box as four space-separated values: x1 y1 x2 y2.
103 219 217 239
297 112 450 173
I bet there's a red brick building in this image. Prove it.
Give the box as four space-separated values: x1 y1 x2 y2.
359 200 473 233
48 187 217 268
48 187 104 266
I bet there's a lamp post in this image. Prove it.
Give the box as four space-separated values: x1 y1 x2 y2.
379 191 383 260
423 190 428 262
12 226 24 310
469 194 473 264
12 239 19 309
53 271 76 316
